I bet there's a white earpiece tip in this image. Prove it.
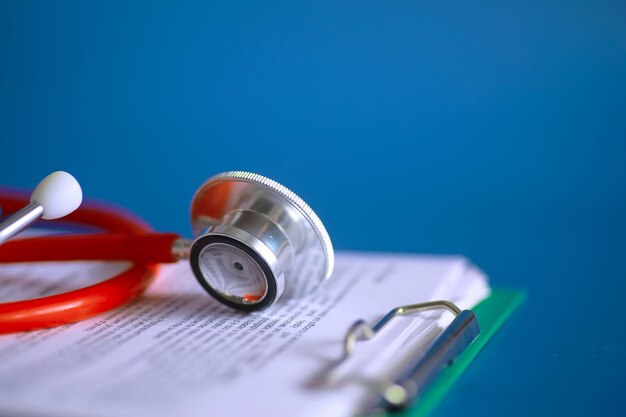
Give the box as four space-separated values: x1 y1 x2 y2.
30 171 83 220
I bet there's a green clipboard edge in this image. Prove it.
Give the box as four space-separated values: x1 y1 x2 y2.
390 288 527 417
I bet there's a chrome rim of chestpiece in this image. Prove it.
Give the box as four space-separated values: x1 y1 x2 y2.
187 171 334 311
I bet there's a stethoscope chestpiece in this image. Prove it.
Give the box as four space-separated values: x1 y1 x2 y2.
189 171 334 311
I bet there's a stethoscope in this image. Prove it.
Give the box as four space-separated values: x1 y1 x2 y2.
0 171 334 334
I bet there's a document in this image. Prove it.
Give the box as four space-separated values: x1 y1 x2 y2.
0 252 489 417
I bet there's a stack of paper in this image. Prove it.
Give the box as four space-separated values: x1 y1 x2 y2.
0 252 490 417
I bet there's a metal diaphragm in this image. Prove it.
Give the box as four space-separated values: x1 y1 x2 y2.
189 171 334 311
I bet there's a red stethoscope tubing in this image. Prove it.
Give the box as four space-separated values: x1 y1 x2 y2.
0 189 180 334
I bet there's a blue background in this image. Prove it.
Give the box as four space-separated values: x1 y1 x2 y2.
1 1 625 416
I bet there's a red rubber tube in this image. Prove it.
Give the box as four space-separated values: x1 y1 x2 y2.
0 189 181 334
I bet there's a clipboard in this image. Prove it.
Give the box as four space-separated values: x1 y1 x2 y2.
0 251 523 417
339 288 525 416
385 289 526 417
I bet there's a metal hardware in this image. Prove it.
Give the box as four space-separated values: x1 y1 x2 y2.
0 202 43 245
343 300 480 413
188 171 334 310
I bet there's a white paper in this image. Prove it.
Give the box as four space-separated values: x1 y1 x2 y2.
0 252 490 417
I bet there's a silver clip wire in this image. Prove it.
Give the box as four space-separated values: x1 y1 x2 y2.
343 300 462 357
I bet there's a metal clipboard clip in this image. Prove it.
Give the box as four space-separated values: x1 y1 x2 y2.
343 300 480 414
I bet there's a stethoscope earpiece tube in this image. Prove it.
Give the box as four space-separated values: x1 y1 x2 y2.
0 232 181 264
0 192 175 334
